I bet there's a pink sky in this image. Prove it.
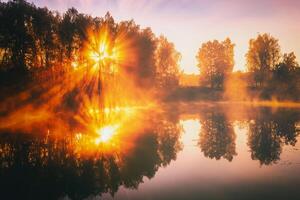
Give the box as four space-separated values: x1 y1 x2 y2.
29 0 300 74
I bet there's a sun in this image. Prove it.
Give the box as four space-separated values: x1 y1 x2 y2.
95 124 119 144
90 42 110 63
87 35 119 74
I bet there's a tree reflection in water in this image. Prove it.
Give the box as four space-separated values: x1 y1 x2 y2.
247 108 300 165
0 105 299 199
195 106 300 165
198 111 237 161
0 110 182 200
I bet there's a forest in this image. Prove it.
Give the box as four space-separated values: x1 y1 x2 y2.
194 35 300 101
0 0 299 103
0 0 180 101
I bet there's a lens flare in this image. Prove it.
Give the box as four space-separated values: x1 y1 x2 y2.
0 21 156 159
95 125 119 144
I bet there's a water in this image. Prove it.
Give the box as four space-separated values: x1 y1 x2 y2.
0 103 299 200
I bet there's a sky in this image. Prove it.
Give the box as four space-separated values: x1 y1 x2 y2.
28 0 300 74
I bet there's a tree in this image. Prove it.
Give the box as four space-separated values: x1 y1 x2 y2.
262 52 300 100
0 0 36 71
246 33 281 87
131 27 157 88
274 52 299 77
58 8 79 63
0 0 182 96
196 38 234 89
155 35 181 89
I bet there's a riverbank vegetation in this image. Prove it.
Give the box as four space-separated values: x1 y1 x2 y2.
0 0 299 103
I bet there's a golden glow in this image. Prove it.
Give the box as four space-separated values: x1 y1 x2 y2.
0 21 156 158
85 25 122 75
95 124 119 144
68 106 151 156
71 61 78 70
89 43 110 63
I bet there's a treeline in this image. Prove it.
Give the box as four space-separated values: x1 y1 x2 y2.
0 0 180 91
1 1 299 101
196 34 300 100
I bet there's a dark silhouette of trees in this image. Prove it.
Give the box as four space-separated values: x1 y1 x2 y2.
245 34 300 100
2 1 300 101
0 0 36 72
131 27 157 88
267 52 300 100
0 0 180 93
273 52 299 82
196 38 234 89
246 33 281 87
58 8 92 68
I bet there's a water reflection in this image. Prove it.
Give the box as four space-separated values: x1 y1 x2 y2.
0 110 182 200
198 111 237 161
248 108 300 165
0 105 300 199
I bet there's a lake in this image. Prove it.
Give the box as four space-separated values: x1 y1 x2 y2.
0 103 299 200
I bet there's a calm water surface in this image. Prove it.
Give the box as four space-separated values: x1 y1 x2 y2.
0 104 299 200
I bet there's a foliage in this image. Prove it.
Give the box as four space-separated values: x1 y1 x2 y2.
155 36 181 89
246 33 281 87
0 0 180 92
196 38 234 89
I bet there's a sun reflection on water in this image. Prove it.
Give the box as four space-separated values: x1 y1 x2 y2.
69 106 148 156
180 119 201 147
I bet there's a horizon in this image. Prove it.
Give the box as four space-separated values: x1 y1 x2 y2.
23 0 300 74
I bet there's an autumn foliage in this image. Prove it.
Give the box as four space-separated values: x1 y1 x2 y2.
196 38 234 89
